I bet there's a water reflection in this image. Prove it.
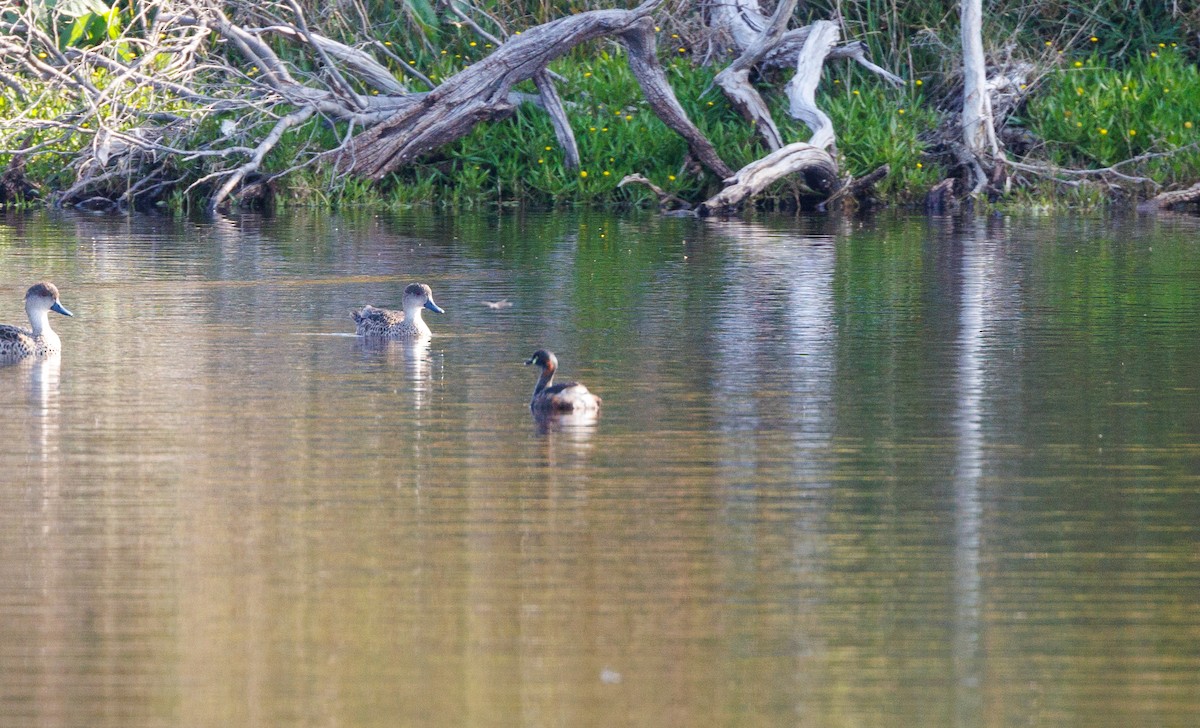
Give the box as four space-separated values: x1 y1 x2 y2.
531 407 599 439
1 210 1199 728
1 353 62 468
951 219 986 726
356 335 436 407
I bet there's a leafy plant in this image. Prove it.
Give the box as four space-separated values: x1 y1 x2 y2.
1020 46 1200 185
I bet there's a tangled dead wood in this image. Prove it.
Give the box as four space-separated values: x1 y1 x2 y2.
0 0 896 214
334 0 732 181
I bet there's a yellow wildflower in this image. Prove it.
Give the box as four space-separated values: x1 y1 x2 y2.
668 175 676 181
1185 121 1193 129
1099 128 1108 135
915 79 923 86
707 101 714 106
580 171 588 178
852 90 859 95
916 162 923 169
1074 61 1082 67
897 108 906 115
603 171 611 176
384 41 392 46
1090 36 1098 43
625 115 632 121
1129 129 1137 136
602 127 608 132
678 47 686 53
1150 52 1158 58
469 41 477 47
545 146 552 150
538 159 543 164
584 72 592 77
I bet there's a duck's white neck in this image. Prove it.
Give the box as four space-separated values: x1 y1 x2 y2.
26 304 53 338
403 303 432 335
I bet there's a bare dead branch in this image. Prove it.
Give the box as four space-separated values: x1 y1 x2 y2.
256 26 409 94
204 105 317 213
1139 182 1200 212
618 173 693 209
698 142 840 215
713 0 798 150
533 72 581 171
785 20 839 150
335 3 733 181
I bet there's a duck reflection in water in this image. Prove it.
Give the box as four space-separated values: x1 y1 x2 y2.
354 334 436 408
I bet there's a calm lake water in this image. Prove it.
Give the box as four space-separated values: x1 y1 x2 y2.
0 209 1198 727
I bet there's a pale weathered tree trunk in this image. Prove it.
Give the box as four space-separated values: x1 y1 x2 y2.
696 1 901 213
960 0 1001 193
335 3 732 181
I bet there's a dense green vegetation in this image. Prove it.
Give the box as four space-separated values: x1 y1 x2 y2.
1 0 1196 211
1020 45 1199 181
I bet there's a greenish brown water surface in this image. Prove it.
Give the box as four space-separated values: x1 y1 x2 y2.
0 210 1198 727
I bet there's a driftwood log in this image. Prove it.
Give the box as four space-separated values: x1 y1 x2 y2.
335 1 732 181
1138 182 1200 212
1 0 902 213
698 0 903 213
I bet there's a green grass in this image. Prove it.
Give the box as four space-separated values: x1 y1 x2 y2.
1019 45 1200 186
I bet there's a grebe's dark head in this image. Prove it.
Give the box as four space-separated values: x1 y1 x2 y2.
524 349 558 370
